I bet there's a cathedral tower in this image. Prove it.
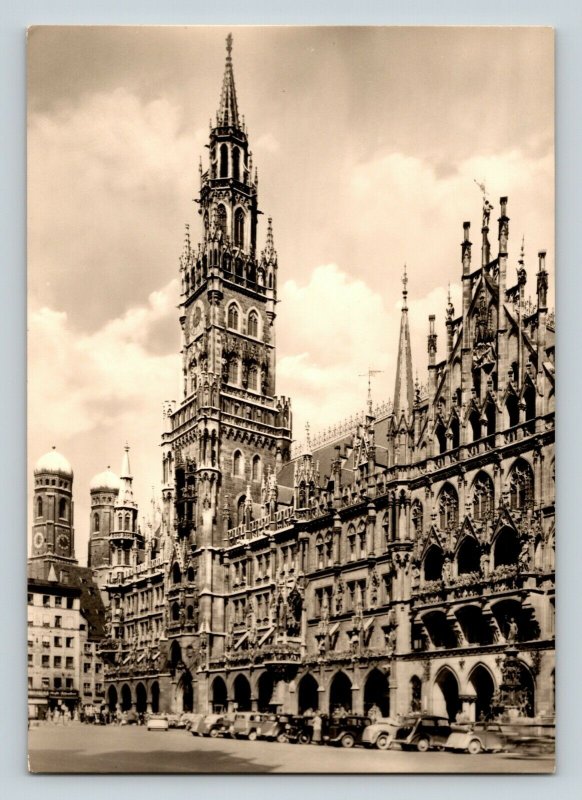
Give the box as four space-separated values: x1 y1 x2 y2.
30 447 75 562
88 466 120 596
160 34 292 664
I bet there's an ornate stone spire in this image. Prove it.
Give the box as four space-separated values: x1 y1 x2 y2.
216 33 239 128
117 443 135 507
261 216 277 265
393 265 414 417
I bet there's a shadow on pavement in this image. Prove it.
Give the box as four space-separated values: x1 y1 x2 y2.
29 746 278 774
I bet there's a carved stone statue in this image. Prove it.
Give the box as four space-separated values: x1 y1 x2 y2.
506 617 519 645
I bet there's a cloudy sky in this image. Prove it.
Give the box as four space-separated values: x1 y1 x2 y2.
27 26 554 563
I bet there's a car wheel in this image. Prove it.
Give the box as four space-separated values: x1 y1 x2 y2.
209 728 219 738
276 732 288 744
299 733 311 745
248 731 257 741
467 739 482 755
375 734 391 751
341 733 355 749
416 737 430 752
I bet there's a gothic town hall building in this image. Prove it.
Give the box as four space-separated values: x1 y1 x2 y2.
97 36 555 724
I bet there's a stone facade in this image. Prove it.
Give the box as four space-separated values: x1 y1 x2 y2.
100 35 555 724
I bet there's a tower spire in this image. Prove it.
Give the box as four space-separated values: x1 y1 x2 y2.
217 32 239 128
393 265 414 417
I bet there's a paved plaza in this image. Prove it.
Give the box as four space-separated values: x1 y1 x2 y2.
28 724 554 774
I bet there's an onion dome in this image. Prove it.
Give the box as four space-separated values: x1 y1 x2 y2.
89 467 121 493
34 446 73 478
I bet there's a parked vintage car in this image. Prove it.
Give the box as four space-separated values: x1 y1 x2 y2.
146 714 169 731
444 722 506 754
283 715 318 744
361 718 400 750
257 713 291 742
323 715 372 748
393 715 453 752
194 713 233 738
231 712 264 740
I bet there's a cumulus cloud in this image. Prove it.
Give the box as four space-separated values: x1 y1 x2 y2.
28 280 181 559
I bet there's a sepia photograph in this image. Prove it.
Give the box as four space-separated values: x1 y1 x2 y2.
27 25 555 773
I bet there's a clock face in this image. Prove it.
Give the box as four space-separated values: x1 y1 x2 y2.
58 534 69 551
33 532 44 550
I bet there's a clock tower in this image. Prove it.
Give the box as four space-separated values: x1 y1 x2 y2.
160 34 292 663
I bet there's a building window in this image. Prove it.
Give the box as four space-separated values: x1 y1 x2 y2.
83 683 91 696
36 497 43 518
251 455 261 482
472 472 494 520
42 677 50 689
83 663 91 674
248 365 259 391
247 311 258 338
42 595 50 608
54 616 62 628
28 653 33 665
227 303 239 330
41 655 49 668
509 459 534 510
53 637 62 647
59 498 67 520
232 147 240 182
347 527 357 561
28 677 33 689
28 593 33 605
94 513 100 532
228 357 238 384
54 677 62 690
234 208 245 248
233 450 243 477
219 145 228 178
66 637 73 647
42 636 50 648
438 484 458 529
54 656 62 668
65 678 74 689
66 597 74 609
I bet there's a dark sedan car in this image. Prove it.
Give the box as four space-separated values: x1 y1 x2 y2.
323 715 372 748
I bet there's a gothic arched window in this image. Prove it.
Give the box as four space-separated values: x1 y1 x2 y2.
438 484 458 529
316 536 324 570
347 525 357 561
247 310 259 338
472 472 494 520
172 563 182 584
251 455 261 483
506 392 519 427
233 450 243 477
524 383 536 422
219 144 228 178
93 513 100 532
248 365 259 392
228 358 238 384
237 496 246 526
124 513 131 531
358 522 367 559
216 204 227 239
509 459 534 510
59 498 67 520
227 303 239 330
234 208 244 248
232 147 240 182
469 408 481 442
435 420 447 454
36 497 43 518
